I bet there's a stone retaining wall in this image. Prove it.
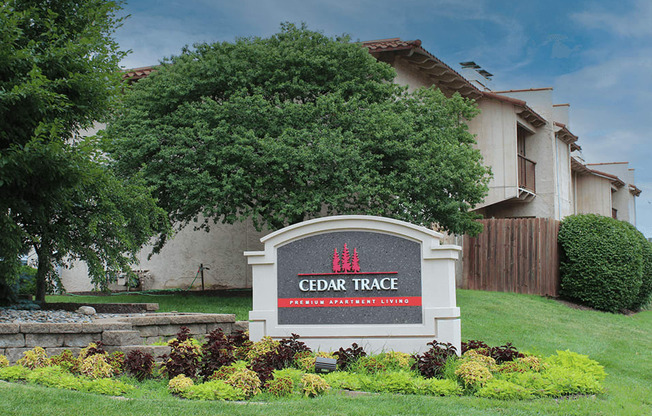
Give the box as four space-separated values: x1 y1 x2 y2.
0 313 248 363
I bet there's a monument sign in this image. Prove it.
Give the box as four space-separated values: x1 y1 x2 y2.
246 215 461 353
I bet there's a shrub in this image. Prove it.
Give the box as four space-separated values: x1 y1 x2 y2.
108 351 125 376
0 355 9 368
300 373 330 397
180 379 246 401
415 377 463 396
455 358 493 388
17 347 50 369
161 327 203 379
124 350 154 381
333 343 366 371
545 350 606 381
476 379 533 400
412 340 458 379
351 355 387 374
82 378 136 396
461 340 489 354
0 365 32 381
50 349 76 372
225 367 262 398
26 365 84 390
266 375 293 397
79 342 107 360
558 214 643 312
271 368 305 391
322 371 365 391
79 354 114 379
246 336 280 361
168 374 195 394
199 328 236 380
626 223 652 310
373 370 418 394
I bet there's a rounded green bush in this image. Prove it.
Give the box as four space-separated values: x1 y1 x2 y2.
558 214 643 312
625 223 652 310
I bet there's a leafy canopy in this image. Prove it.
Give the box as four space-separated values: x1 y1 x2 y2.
108 23 490 236
0 0 169 302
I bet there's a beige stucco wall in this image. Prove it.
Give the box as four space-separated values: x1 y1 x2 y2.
573 173 612 217
467 99 519 208
59 218 267 292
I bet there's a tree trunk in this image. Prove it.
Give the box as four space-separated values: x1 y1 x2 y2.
34 245 50 304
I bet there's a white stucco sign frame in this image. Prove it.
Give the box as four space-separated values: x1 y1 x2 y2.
245 215 461 353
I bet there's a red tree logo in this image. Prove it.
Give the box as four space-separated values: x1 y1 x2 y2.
332 248 341 273
341 243 352 273
351 248 361 273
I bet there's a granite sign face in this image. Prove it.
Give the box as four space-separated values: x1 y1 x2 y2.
246 216 462 353
277 231 422 325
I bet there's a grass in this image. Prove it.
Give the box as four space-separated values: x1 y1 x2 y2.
45 292 252 320
4 289 649 416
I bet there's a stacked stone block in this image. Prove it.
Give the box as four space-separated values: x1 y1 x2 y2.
0 313 248 363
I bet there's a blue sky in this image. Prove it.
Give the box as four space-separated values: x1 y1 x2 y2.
115 0 652 236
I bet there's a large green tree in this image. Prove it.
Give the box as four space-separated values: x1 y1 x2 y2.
108 23 491 241
0 0 169 302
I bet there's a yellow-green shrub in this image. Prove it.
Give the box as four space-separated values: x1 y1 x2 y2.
301 373 330 397
82 378 136 396
17 347 50 369
0 355 9 368
225 367 261 398
266 376 293 397
25 365 83 390
79 354 114 379
246 336 279 361
168 374 194 394
180 379 246 401
476 379 533 400
455 359 493 388
415 377 463 396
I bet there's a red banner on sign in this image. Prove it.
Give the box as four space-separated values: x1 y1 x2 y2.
278 296 422 308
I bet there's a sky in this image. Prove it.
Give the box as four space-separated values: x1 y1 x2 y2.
114 0 652 236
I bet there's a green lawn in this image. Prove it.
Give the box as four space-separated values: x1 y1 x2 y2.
4 289 649 416
46 292 252 320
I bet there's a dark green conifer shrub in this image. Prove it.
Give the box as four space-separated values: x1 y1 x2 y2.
558 214 644 312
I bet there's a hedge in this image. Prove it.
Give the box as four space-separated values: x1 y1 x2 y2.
558 214 649 312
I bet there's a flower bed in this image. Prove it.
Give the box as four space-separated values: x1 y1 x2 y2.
0 328 605 401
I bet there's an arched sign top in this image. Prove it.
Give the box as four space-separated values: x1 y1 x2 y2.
260 215 445 248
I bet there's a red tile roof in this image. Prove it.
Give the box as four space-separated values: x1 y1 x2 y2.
363 38 482 99
122 66 157 83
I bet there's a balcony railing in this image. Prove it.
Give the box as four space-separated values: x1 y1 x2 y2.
518 154 536 193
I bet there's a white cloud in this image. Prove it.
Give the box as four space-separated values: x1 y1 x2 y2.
572 0 652 37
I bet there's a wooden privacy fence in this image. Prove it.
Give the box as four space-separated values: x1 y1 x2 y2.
463 218 560 297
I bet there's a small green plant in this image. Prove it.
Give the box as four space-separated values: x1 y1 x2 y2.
82 378 136 395
0 354 9 368
168 374 195 394
180 379 247 401
225 367 261 398
323 371 366 391
79 354 114 379
415 377 463 396
455 358 493 388
0 365 32 381
545 350 606 381
50 349 77 372
266 375 293 397
476 379 533 400
246 336 280 361
373 370 418 394
124 349 154 381
26 365 84 390
300 373 330 397
17 347 50 369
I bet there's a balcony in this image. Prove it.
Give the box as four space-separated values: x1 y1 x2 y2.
518 154 536 200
